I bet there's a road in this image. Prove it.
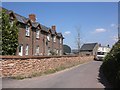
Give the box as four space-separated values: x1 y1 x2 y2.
2 60 111 88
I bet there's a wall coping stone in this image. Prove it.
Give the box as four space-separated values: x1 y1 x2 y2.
0 55 83 60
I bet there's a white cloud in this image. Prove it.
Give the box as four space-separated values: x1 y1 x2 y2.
111 24 116 27
64 31 71 35
92 28 106 34
111 24 118 28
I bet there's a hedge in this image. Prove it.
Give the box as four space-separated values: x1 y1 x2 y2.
102 40 120 87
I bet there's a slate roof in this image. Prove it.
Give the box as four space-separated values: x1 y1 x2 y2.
14 13 29 24
80 43 98 51
41 25 50 33
57 33 64 38
31 22 40 28
1 7 63 38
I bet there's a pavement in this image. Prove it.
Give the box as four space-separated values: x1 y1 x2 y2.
2 60 111 88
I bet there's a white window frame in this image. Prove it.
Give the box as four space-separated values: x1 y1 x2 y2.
26 26 30 36
60 50 62 56
18 44 23 56
35 46 40 55
60 38 62 44
53 36 56 42
25 44 29 55
47 34 51 41
36 30 40 39
47 47 51 56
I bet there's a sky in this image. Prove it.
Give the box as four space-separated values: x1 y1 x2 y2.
2 2 119 49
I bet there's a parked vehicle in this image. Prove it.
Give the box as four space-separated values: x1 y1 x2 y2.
94 45 111 60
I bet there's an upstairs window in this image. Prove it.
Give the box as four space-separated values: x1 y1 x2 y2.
53 36 56 42
26 26 30 36
25 44 29 55
36 30 40 39
60 38 62 44
47 34 51 41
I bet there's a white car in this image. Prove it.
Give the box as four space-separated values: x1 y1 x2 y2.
95 52 107 60
94 46 111 60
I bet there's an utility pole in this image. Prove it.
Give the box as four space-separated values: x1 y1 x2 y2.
76 27 81 53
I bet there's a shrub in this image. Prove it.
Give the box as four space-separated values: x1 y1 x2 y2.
102 40 120 87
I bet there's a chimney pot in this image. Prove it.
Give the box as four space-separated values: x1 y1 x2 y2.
52 25 56 31
29 14 36 22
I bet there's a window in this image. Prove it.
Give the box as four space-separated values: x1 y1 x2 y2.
97 52 105 55
25 44 29 55
60 38 62 44
36 30 40 39
35 45 40 55
56 50 59 54
26 26 30 36
18 44 23 56
48 47 51 56
19 45 21 52
53 36 56 42
47 34 51 41
60 50 62 56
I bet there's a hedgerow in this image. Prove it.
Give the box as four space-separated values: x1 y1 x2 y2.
102 40 120 87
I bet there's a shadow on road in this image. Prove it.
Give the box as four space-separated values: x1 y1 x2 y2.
98 62 112 89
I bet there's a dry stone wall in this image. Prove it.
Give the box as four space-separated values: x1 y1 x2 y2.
1 56 93 78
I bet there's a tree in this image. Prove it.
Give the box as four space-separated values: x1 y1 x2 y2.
63 44 71 55
1 10 19 55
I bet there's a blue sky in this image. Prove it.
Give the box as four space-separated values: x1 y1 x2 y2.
2 2 118 49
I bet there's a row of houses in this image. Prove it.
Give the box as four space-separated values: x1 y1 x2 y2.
1 7 64 56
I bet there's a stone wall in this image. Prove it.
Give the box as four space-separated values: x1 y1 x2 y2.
1 55 93 78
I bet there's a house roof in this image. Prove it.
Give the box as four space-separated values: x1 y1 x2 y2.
14 13 29 24
31 22 40 28
41 25 50 33
57 33 64 38
1 7 64 38
80 43 98 51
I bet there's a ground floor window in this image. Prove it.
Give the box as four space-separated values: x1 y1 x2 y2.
25 44 29 55
18 44 23 56
47 47 51 56
35 45 40 55
60 50 62 56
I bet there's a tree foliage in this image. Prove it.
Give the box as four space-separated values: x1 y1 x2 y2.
63 44 71 55
1 10 18 55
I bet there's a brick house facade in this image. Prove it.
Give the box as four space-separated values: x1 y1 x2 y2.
2 7 64 56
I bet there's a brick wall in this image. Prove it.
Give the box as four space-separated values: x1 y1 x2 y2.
1 55 93 78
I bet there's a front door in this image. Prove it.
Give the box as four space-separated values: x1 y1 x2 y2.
18 44 23 56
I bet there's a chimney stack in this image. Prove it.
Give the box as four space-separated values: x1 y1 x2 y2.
29 14 36 22
52 25 56 31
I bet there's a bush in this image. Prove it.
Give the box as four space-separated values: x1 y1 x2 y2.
102 40 120 87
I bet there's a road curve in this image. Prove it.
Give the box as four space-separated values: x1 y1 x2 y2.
2 60 111 88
